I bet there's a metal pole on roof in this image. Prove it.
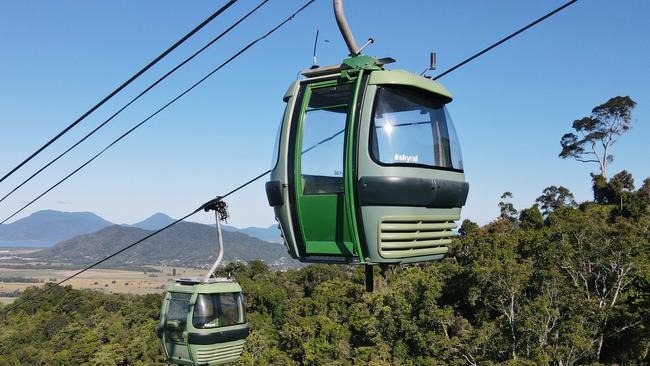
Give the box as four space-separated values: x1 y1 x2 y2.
333 0 360 56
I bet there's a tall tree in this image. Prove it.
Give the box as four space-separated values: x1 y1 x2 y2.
498 192 517 220
559 96 636 177
610 170 635 192
591 170 636 206
519 204 544 229
459 219 479 237
535 185 577 216
639 178 650 203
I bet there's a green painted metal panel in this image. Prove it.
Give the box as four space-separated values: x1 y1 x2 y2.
381 230 454 240
305 240 354 255
167 282 243 294
353 77 467 264
343 70 365 262
283 80 299 102
379 245 449 259
377 213 457 260
380 239 452 249
294 79 358 257
298 194 354 255
190 338 246 365
368 70 453 102
381 222 457 231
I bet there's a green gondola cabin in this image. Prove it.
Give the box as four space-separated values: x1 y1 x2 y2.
158 278 249 365
266 55 469 265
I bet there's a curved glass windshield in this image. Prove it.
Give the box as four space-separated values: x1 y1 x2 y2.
370 86 463 171
192 292 245 329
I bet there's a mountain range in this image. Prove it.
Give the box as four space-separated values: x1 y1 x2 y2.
0 210 112 245
0 210 281 246
222 224 281 243
32 221 295 269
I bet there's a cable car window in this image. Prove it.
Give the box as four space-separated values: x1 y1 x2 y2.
370 86 463 171
166 293 191 340
192 292 245 329
300 84 353 194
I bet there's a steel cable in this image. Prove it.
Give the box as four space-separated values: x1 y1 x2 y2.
0 0 239 184
434 0 579 80
0 0 270 205
0 0 316 225
0 0 578 317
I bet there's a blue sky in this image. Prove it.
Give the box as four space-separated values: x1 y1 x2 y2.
0 0 648 228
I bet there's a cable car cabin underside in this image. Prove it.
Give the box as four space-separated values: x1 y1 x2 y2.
266 56 469 265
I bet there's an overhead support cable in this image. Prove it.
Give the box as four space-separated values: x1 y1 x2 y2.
434 0 579 80
0 0 575 317
0 0 576 208
0 0 239 184
0 0 271 205
0 0 316 224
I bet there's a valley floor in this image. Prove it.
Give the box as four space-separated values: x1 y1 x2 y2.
0 264 204 304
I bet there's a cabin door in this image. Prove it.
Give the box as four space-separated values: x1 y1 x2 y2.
162 293 192 363
291 79 358 258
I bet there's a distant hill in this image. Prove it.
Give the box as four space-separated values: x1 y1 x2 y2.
33 222 296 269
0 209 284 248
223 224 282 243
0 210 112 244
129 212 283 243
130 212 175 230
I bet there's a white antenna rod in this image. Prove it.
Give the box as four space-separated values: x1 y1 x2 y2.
312 29 320 67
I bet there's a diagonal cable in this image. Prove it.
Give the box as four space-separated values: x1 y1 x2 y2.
434 0 579 80
0 0 579 317
0 0 238 184
0 169 270 317
0 0 316 225
0 0 270 205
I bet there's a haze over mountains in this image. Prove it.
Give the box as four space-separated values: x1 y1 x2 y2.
32 222 293 269
0 210 112 245
129 212 282 243
129 212 176 231
0 210 292 269
0 210 281 245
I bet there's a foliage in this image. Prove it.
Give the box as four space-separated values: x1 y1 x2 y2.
590 170 650 220
459 219 479 237
559 96 637 176
499 192 518 220
518 204 544 229
1 180 649 365
0 285 166 365
535 185 577 216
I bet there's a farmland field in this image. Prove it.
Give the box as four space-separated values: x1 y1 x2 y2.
0 265 205 304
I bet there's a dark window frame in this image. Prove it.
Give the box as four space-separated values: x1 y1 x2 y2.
368 85 464 173
298 82 355 196
191 292 246 330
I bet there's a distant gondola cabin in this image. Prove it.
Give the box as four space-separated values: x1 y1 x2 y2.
158 279 248 365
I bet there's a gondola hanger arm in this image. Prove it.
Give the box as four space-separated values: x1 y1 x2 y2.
333 0 359 56
203 198 229 282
